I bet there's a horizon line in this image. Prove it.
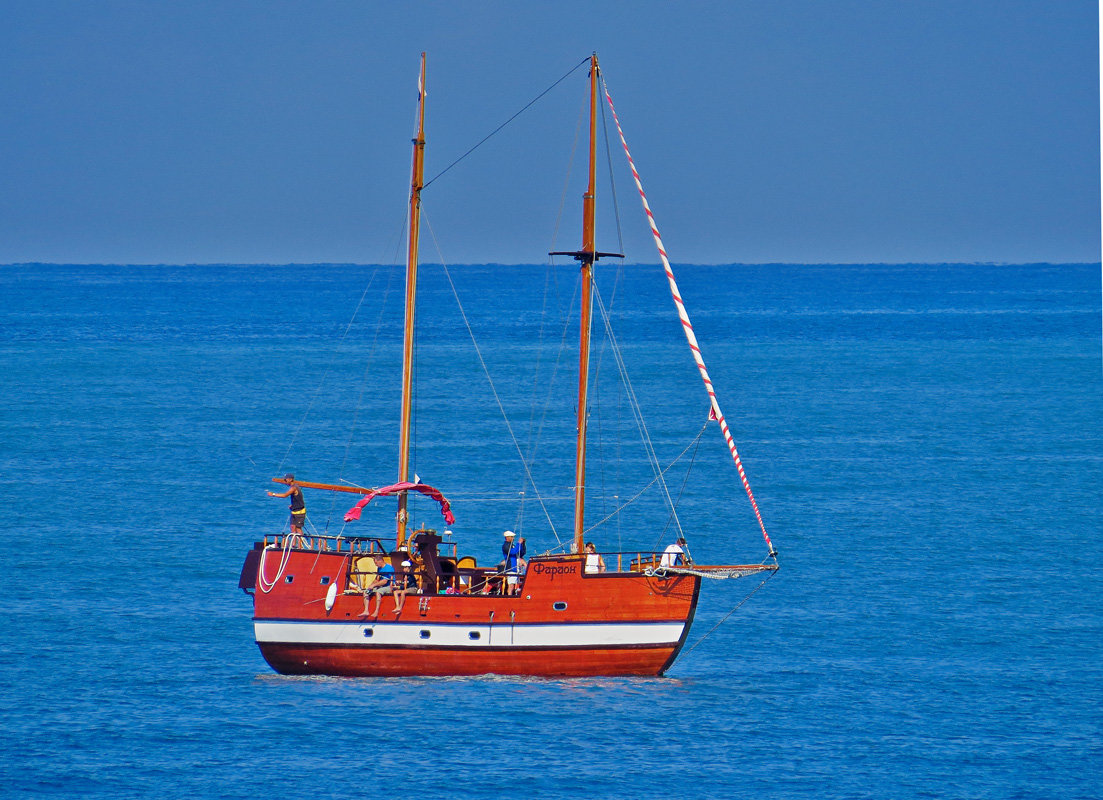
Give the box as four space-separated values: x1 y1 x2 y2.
3 260 1100 269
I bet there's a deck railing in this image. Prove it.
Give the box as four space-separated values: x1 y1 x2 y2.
260 534 693 594
262 532 390 554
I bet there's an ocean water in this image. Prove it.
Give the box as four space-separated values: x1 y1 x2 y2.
2 262 1100 799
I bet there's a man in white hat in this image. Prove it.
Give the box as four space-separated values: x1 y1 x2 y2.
502 530 526 596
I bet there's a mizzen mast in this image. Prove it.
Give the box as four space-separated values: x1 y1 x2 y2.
397 52 427 547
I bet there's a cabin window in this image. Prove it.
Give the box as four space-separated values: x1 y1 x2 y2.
320 576 331 585
553 601 567 611
419 630 431 639
285 575 294 584
468 631 480 640
363 629 373 638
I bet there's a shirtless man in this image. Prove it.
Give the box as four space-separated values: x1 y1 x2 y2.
267 473 307 538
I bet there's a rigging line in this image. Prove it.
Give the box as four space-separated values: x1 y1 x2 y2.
592 347 609 524
591 281 668 526
522 267 555 475
587 267 626 527
334 211 408 519
546 94 587 259
422 492 571 501
525 94 586 475
602 76 775 561
521 267 552 495
423 56 591 190
583 420 705 534
591 283 684 538
655 419 707 549
277 269 378 476
337 266 399 489
589 282 611 526
598 84 626 257
411 272 418 482
525 272 580 487
587 268 622 527
422 211 563 546
679 570 777 659
586 253 628 529
615 347 624 553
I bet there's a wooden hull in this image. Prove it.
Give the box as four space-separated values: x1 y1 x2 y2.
242 544 700 678
258 641 683 678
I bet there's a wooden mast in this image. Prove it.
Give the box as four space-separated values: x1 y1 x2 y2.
550 54 621 552
572 53 599 555
397 52 427 547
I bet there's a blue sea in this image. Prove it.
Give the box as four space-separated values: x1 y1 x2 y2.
2 262 1100 799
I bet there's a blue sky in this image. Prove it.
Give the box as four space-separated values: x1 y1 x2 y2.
1 1 1098 265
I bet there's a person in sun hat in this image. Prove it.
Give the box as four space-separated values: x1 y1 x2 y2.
502 530 527 596
267 473 307 539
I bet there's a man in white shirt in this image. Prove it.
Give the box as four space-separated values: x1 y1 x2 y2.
660 537 688 567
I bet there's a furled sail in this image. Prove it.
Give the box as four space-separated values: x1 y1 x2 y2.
344 481 456 526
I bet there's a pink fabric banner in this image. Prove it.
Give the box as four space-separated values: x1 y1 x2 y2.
344 482 455 525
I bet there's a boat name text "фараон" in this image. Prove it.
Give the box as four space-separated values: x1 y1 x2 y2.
530 563 578 581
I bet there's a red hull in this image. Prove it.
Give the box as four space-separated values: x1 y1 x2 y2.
259 642 680 678
242 544 700 677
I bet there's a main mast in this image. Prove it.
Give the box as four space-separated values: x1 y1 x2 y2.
572 54 599 555
397 52 427 547
550 54 622 554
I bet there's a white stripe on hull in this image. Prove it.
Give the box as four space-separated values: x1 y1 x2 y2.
255 619 685 649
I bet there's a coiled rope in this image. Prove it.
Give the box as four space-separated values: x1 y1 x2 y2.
257 536 296 594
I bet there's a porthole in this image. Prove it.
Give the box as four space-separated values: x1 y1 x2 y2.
468 631 481 640
363 628 373 638
320 576 331 585
553 601 567 611
419 630 431 639
285 575 294 584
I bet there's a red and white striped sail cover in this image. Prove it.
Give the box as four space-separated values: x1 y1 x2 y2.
344 482 456 525
602 79 775 557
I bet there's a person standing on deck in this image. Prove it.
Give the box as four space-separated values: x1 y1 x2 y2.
502 530 526 595
267 474 307 538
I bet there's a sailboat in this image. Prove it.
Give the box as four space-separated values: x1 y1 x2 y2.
239 53 778 677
